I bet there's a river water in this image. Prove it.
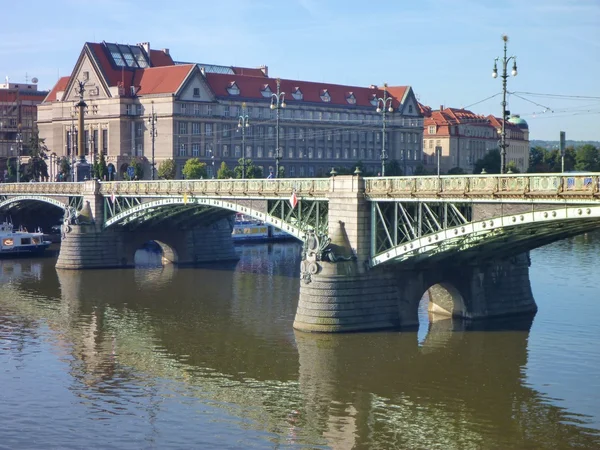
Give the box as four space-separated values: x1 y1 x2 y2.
1 234 599 449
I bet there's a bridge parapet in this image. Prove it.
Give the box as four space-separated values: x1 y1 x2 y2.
365 174 600 200
0 182 84 196
98 178 331 198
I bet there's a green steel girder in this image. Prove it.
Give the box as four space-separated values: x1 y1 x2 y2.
267 198 328 236
370 204 600 268
371 200 472 256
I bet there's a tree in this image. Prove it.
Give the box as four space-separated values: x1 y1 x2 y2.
575 144 599 172
217 161 234 179
157 159 176 180
182 158 207 179
93 153 108 180
58 157 71 181
527 146 548 173
385 159 402 176
473 149 501 174
234 158 263 179
413 164 429 175
127 158 144 180
447 166 467 175
506 161 521 173
24 130 49 181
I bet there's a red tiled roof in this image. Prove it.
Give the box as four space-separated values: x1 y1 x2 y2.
150 49 174 67
44 76 70 102
86 42 134 89
418 102 432 117
0 89 47 103
487 115 522 132
232 66 266 77
204 73 411 109
134 64 194 95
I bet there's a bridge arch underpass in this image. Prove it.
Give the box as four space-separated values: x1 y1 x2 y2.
371 204 600 269
103 196 323 239
0 196 70 230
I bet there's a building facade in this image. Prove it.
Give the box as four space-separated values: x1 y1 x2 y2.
38 41 424 179
0 81 48 175
422 106 529 173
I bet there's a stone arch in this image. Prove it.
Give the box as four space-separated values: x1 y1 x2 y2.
119 163 129 179
426 282 466 319
107 163 116 181
153 240 177 264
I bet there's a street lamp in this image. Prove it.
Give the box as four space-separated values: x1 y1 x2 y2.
492 34 518 174
237 102 250 179
15 125 22 183
208 148 215 178
270 78 286 178
375 83 394 177
147 101 158 180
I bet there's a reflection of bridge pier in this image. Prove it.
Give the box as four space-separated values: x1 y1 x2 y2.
294 317 600 449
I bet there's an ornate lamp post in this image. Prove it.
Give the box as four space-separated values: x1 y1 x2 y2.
270 78 286 178
15 124 22 183
208 147 215 178
147 101 158 180
492 34 518 174
237 102 250 179
375 83 393 176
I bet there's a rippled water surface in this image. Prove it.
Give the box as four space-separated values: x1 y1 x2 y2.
1 237 599 449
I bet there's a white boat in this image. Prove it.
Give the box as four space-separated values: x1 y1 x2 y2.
232 214 292 242
0 221 51 257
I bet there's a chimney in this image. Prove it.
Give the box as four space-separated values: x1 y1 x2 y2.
138 42 150 55
162 48 170 55
440 105 444 111
260 65 268 76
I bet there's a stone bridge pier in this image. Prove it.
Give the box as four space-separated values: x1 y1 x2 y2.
56 180 237 269
294 175 537 333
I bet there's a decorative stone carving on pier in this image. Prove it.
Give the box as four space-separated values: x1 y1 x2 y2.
300 221 356 284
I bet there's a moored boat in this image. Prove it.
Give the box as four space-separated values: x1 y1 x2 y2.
0 221 51 257
232 214 292 242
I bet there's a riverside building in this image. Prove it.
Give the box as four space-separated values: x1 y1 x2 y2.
38 41 424 179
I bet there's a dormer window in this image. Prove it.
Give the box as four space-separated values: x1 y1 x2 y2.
346 92 356 105
292 87 303 101
369 94 378 106
227 82 240 96
320 89 331 102
408 105 413 114
260 84 272 98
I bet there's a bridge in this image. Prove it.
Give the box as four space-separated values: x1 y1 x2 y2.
2 173 600 333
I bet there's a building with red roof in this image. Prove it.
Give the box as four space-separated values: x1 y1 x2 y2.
423 106 529 173
0 80 48 176
38 41 424 179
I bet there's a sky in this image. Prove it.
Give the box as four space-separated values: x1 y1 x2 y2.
1 0 599 141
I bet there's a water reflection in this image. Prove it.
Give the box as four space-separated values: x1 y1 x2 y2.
0 239 599 449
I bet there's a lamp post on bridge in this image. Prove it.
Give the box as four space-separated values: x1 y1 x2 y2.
375 83 394 177
208 147 215 178
270 78 286 178
15 124 22 183
492 34 518 175
237 102 250 179
147 101 158 180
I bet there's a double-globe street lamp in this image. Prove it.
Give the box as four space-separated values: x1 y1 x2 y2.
237 102 250 179
492 34 518 174
374 83 394 177
270 78 286 178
